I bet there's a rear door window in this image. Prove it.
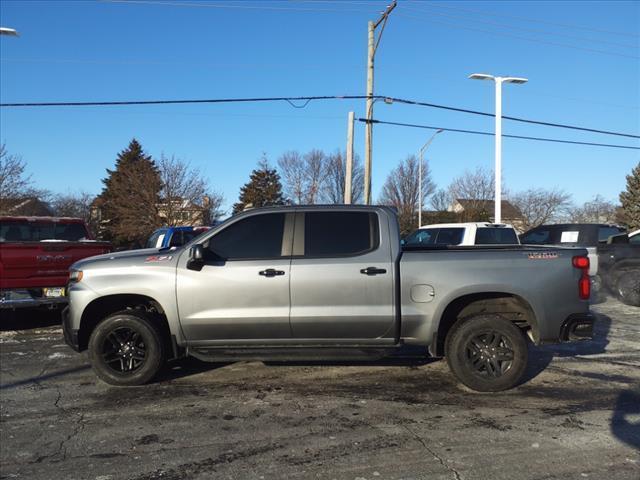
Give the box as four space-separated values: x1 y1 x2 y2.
435 228 464 245
304 212 378 257
475 228 518 244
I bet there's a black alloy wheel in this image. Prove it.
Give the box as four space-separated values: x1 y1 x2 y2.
445 314 528 392
463 331 515 378
88 311 165 386
102 326 148 374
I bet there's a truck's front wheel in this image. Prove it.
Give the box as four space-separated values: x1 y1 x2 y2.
445 314 528 392
88 311 165 386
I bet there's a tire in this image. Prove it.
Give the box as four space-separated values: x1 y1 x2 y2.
445 314 528 392
88 310 166 386
615 270 640 307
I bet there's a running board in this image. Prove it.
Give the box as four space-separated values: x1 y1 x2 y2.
187 345 429 363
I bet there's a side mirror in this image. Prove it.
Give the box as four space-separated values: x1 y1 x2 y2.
187 244 205 271
400 239 406 246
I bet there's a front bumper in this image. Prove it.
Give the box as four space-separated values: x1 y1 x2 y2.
62 307 80 351
560 313 595 342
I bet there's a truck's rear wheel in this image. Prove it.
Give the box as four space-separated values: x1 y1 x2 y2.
88 310 165 386
614 270 640 307
445 314 528 392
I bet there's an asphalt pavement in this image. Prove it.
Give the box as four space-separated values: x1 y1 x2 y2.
1 297 639 480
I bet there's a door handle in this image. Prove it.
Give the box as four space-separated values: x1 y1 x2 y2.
259 268 285 277
360 266 387 276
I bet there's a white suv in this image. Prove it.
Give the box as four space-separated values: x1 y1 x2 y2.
404 222 520 247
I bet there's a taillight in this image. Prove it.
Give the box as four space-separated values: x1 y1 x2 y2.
572 255 590 300
572 256 589 269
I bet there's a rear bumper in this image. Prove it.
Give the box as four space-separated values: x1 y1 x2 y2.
0 289 68 310
560 313 595 342
62 307 80 351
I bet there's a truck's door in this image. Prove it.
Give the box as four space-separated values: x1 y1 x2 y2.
176 212 293 343
289 210 396 343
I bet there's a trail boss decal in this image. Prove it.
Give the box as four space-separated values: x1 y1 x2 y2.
527 252 558 260
145 255 173 262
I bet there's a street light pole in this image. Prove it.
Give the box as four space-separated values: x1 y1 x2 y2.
418 129 443 228
468 73 528 224
363 1 397 205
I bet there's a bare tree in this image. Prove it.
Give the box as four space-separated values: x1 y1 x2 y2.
277 149 327 204
51 191 95 220
448 166 495 207
0 144 34 214
278 150 305 204
569 195 619 223
429 188 452 211
379 155 435 235
158 154 224 225
321 150 364 204
511 188 573 230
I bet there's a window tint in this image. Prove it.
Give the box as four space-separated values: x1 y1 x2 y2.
630 234 640 245
208 213 285 259
404 229 437 246
435 228 464 245
521 229 551 245
475 228 518 244
0 221 88 242
598 226 625 242
305 212 378 256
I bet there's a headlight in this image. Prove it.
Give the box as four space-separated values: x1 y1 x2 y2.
69 270 83 283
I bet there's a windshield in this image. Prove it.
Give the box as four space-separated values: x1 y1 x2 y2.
0 220 89 242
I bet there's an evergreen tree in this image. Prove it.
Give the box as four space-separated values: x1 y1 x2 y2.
233 157 286 214
98 139 163 246
619 161 640 229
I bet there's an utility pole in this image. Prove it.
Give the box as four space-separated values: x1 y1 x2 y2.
345 111 355 204
363 1 397 205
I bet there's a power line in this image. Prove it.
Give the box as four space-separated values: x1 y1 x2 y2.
384 97 640 139
104 0 374 13
402 4 637 50
358 118 640 151
2 94 638 139
420 1 640 39
395 12 640 60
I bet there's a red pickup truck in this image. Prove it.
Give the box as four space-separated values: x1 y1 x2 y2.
0 216 112 310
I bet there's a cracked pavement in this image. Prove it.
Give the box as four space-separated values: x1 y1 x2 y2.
1 296 639 480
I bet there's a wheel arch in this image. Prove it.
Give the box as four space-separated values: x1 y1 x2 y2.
78 294 176 357
430 292 538 357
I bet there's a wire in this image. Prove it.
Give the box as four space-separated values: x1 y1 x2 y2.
394 12 640 60
103 0 374 13
2 94 638 139
417 1 640 39
358 118 640 151
402 4 638 50
384 97 640 139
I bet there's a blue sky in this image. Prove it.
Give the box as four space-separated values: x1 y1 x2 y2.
1 0 638 213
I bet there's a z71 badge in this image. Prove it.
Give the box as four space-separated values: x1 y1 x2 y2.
145 255 173 262
527 252 558 260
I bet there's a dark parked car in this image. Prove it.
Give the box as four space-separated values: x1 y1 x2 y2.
520 223 639 305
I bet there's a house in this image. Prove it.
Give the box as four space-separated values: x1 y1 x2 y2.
0 197 54 216
450 199 525 231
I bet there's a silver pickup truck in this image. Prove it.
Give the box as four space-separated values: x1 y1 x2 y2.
63 206 594 392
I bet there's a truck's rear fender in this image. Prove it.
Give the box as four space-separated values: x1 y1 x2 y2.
77 294 180 359
429 292 538 357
